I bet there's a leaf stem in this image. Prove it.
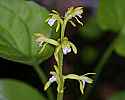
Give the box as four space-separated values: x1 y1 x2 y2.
95 44 114 80
32 64 54 100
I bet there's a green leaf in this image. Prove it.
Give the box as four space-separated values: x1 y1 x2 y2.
97 0 125 31
109 91 125 100
97 0 125 57
0 0 55 65
114 27 125 57
0 79 46 100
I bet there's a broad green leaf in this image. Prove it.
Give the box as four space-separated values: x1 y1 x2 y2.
97 0 125 57
0 79 46 100
97 0 125 31
109 91 125 100
0 0 56 65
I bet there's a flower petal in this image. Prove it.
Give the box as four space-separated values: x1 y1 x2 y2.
79 80 84 95
82 80 86 91
70 42 77 54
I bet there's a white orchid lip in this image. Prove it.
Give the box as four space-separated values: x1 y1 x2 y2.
63 47 71 55
77 14 82 18
49 76 56 83
82 79 91 89
82 80 86 88
48 18 56 26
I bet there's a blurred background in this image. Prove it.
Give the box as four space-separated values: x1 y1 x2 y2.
0 0 125 100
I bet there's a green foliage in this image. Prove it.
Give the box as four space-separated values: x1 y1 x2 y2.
0 79 46 100
114 33 125 57
109 91 125 100
80 17 102 40
97 0 125 31
97 0 125 57
114 21 125 57
0 0 54 65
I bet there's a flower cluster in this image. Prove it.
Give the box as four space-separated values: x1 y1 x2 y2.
54 37 77 65
45 10 63 32
44 71 57 91
47 6 83 29
44 71 95 95
61 37 77 55
64 7 83 26
34 6 95 96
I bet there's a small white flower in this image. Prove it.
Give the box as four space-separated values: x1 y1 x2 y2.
63 47 71 55
48 18 56 26
49 76 56 83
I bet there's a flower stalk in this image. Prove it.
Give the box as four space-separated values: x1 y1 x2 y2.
35 6 96 100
